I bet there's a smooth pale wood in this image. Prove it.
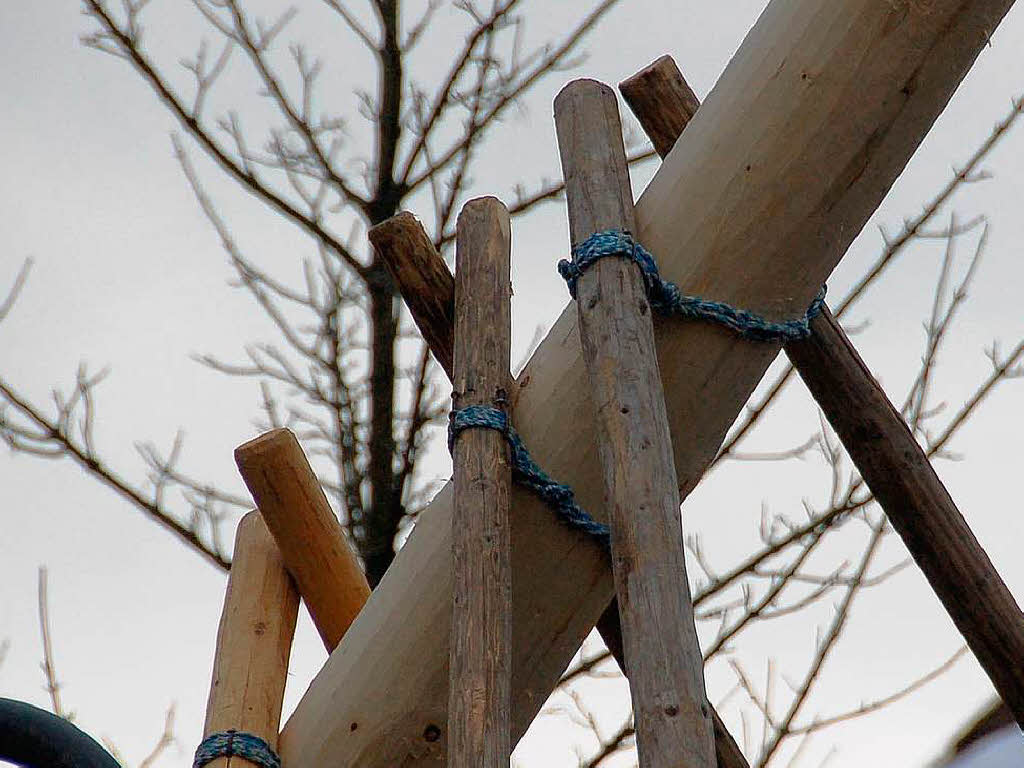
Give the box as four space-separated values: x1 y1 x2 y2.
235 428 371 650
623 53 1024 728
788 306 1024 724
203 511 299 767
369 213 455 374
370 211 750 768
555 79 715 768
281 3 1016 765
448 197 514 768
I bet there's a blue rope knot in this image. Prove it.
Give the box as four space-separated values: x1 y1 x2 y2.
193 730 281 768
448 401 510 452
559 229 826 343
449 405 611 549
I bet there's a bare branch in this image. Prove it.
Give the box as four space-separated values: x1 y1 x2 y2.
398 0 524 185
218 1 368 209
0 259 33 323
38 567 68 720
787 647 968 737
0 376 230 571
138 703 177 768
404 0 620 193
81 0 369 278
755 519 887 766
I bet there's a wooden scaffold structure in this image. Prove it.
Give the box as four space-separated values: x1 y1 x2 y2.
187 2 1024 767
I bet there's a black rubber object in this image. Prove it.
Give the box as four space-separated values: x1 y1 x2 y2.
0 698 121 768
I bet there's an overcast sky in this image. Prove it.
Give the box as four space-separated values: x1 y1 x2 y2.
3 2 1024 767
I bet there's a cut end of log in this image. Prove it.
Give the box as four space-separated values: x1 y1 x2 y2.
234 427 297 470
367 210 427 250
554 78 616 114
620 54 675 85
233 426 371 652
456 197 512 265
620 55 699 160
460 195 510 220
238 507 263 530
368 211 457 378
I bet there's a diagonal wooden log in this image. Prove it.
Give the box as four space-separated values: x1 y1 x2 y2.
555 79 716 768
280 2 1017 765
235 428 371 651
448 198 514 768
367 218 455 375
786 306 1024 719
621 53 1024 728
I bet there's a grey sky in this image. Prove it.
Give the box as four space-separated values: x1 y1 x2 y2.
3 2 1024 767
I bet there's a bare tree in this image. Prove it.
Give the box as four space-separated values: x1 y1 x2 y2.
0 0 624 585
2 3 1023 766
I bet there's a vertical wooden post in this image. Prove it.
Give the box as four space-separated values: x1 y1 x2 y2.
621 53 1024 729
235 428 372 651
202 511 299 766
448 197 513 768
368 210 752 768
555 78 715 768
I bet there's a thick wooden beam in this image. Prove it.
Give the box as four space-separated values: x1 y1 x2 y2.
555 79 716 768
202 512 298 767
235 428 371 651
448 197 514 768
281 2 1016 765
622 53 1024 727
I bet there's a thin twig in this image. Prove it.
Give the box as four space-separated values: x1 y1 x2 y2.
37 567 66 719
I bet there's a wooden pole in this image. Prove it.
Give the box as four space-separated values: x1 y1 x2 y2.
202 511 299 767
369 214 455 379
554 79 715 768
787 305 1024 722
281 2 1017 764
621 53 1024 728
369 216 455 375
618 56 699 159
370 211 750 768
448 197 514 768
235 428 371 651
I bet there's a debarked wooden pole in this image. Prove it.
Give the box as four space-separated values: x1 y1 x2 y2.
448 197 514 768
621 53 1024 728
202 511 299 767
368 211 749 768
555 78 715 768
235 428 371 652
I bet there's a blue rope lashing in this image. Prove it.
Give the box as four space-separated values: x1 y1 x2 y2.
193 730 281 768
558 229 826 343
449 404 612 549
447 232 825 550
